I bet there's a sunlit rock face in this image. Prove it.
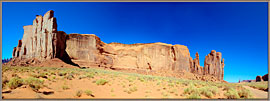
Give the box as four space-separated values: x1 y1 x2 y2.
65 34 191 72
203 50 225 80
12 10 67 61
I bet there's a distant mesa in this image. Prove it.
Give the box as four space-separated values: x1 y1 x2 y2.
7 10 225 82
241 74 268 83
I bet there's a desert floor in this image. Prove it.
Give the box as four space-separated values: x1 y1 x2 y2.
2 66 268 99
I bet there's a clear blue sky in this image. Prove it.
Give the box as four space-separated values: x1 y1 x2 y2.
2 2 268 82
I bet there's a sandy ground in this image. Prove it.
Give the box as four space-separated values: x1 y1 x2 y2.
2 66 267 99
243 86 268 99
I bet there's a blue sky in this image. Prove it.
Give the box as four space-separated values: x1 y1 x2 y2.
2 2 268 82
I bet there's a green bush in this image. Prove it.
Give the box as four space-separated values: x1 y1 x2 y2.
188 92 201 99
58 71 67 76
7 77 23 89
111 88 114 92
84 90 93 96
126 76 136 82
86 73 95 78
62 85 70 90
96 79 108 85
76 90 83 97
184 83 196 94
124 86 138 94
138 77 145 82
200 87 213 98
238 88 252 98
39 72 47 78
23 77 44 91
224 88 240 99
65 73 74 80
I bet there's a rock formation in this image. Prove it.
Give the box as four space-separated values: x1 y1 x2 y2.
191 52 203 75
10 10 225 81
11 10 74 65
256 76 264 82
262 74 268 81
203 50 224 80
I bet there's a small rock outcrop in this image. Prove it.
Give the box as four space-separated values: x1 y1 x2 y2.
262 74 268 81
10 10 225 81
256 76 264 82
191 52 203 75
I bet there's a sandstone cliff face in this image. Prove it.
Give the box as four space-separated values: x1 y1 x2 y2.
65 35 191 72
103 43 191 72
203 50 224 80
11 10 225 81
12 10 67 61
191 52 203 75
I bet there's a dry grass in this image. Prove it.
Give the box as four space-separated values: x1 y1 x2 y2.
2 66 256 99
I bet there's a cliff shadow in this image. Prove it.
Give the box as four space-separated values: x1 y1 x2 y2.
58 51 80 68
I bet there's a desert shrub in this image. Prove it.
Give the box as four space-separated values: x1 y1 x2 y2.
145 90 151 93
224 88 240 99
65 73 74 80
58 71 67 76
23 77 44 91
184 83 196 94
169 89 177 94
62 85 70 90
168 83 175 88
2 76 9 88
223 85 234 91
161 92 169 97
7 77 23 89
175 81 182 85
96 79 108 85
124 86 138 94
130 86 137 92
52 76 56 79
84 90 93 96
39 72 47 78
86 73 95 79
182 82 189 86
30 73 39 78
78 75 87 79
76 90 83 97
138 77 145 82
200 87 213 98
111 88 114 92
126 76 136 82
238 88 252 98
188 92 201 99
157 81 161 85
206 86 218 95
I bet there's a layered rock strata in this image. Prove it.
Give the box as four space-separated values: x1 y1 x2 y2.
11 10 225 81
